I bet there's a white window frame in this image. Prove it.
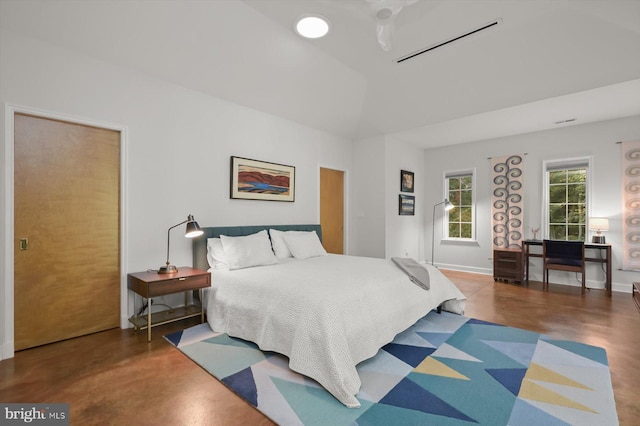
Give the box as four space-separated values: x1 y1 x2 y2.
542 157 592 241
443 168 477 241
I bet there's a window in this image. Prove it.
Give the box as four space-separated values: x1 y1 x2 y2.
544 158 590 241
445 170 475 239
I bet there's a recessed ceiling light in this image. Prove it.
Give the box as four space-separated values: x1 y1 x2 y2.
295 15 330 39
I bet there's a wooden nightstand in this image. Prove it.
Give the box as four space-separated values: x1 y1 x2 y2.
128 267 211 341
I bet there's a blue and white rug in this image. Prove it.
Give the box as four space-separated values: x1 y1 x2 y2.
165 311 618 425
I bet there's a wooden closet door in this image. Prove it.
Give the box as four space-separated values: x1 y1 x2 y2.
14 113 120 351
320 167 344 254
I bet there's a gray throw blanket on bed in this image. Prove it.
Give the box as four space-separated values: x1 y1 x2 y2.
391 257 430 291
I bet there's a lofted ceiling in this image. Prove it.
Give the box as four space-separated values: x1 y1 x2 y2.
1 0 639 148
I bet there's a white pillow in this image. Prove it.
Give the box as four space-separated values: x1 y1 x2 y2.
206 238 228 269
220 230 278 270
283 231 327 260
269 229 310 258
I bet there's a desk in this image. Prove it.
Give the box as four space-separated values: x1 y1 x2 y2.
523 240 611 296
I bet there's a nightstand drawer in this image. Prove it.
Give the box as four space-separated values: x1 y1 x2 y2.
496 250 520 261
128 267 211 298
147 274 210 296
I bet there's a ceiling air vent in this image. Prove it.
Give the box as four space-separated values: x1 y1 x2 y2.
396 18 502 64
554 118 577 125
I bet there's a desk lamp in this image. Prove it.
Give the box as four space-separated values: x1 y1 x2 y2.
159 214 204 274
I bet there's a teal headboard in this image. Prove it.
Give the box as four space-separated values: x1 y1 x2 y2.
192 224 322 271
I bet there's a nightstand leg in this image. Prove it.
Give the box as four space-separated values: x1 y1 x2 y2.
147 298 152 342
200 288 204 323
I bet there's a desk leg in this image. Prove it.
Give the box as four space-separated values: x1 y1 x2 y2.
525 245 530 284
606 246 612 297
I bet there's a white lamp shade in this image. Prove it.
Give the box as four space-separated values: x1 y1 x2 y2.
589 218 609 232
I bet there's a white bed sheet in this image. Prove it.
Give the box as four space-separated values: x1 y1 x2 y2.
207 254 466 408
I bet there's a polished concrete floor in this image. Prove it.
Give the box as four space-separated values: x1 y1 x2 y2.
1 270 638 425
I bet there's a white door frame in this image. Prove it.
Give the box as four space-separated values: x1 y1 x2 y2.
2 104 129 360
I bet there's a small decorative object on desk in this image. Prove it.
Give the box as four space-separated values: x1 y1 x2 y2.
589 217 609 244
531 227 540 240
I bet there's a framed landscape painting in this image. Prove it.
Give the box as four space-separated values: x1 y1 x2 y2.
230 156 295 202
399 194 415 215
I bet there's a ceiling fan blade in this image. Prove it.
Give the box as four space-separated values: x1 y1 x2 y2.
376 21 394 51
368 0 421 51
367 0 420 16
322 0 422 51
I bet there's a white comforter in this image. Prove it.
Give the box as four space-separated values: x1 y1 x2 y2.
207 254 466 408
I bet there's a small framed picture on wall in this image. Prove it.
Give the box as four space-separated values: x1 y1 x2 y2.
399 194 415 215
401 170 414 193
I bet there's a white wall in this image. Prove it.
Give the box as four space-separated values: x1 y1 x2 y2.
384 140 426 260
0 30 353 358
423 115 640 291
350 136 385 258
350 137 426 261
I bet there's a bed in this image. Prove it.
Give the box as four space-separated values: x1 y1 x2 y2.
192 224 466 408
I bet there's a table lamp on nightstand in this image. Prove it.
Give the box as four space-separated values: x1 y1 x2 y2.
589 217 609 244
159 214 204 274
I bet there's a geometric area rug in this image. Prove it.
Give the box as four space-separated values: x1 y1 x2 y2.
165 311 618 426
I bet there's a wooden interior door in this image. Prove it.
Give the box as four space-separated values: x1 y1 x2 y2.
320 167 344 254
14 113 120 351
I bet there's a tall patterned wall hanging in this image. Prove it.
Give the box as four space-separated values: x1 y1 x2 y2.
491 154 525 249
622 141 640 271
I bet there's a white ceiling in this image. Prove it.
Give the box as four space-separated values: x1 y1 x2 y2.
1 0 639 148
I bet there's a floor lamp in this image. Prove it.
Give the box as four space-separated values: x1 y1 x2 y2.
432 199 454 266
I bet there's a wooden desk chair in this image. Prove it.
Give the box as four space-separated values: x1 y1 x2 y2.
543 240 586 294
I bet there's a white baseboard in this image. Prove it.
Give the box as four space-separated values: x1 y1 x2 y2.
526 273 631 293
434 263 493 276
612 281 632 293
1 340 15 360
436 264 631 294
121 315 132 329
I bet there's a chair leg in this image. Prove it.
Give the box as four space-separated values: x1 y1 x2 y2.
581 272 586 295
